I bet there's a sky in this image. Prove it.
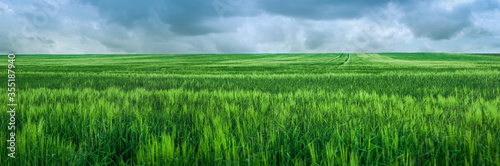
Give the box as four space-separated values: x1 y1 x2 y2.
0 0 499 54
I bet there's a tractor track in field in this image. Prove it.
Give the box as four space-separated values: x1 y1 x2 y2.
327 53 342 63
339 53 350 65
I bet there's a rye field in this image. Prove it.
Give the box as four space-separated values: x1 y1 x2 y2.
1 53 500 165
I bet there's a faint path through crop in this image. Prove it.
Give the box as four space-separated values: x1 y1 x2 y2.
327 53 343 63
339 53 350 65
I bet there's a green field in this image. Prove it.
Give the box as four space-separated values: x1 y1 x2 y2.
2 53 500 165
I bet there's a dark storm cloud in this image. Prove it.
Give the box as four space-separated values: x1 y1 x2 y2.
82 0 253 36
81 0 409 36
403 8 471 40
84 0 154 27
80 0 499 41
255 0 404 20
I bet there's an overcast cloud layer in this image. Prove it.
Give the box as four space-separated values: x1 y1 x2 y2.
1 0 499 54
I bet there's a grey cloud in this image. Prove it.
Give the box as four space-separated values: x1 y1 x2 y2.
82 0 254 36
461 27 494 38
0 33 12 53
401 0 500 40
2 0 500 54
83 0 155 27
304 30 327 49
256 0 406 20
492 41 500 48
82 0 405 36
403 5 472 40
215 41 254 53
80 0 500 42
